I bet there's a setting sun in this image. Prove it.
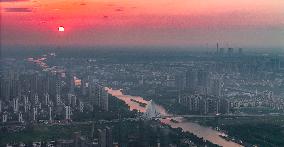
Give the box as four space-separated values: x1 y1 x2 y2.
58 26 65 32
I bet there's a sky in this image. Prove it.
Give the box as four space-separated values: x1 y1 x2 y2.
1 0 284 50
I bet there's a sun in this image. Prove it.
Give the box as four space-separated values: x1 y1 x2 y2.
58 26 65 32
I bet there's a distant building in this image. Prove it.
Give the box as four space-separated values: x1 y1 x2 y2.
97 127 113 147
185 69 197 92
210 78 223 97
65 106 71 120
106 127 113 147
90 84 109 111
238 48 243 55
227 48 234 56
180 94 229 115
98 129 106 147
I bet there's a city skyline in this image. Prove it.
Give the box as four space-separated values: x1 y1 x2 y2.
1 0 284 49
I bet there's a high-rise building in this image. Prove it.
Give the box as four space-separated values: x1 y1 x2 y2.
185 69 197 92
238 48 243 55
79 101 84 112
13 98 19 113
219 99 230 114
2 112 8 123
97 127 113 147
81 79 87 96
197 69 210 94
18 112 23 123
175 72 185 91
105 127 113 147
0 100 2 112
98 129 106 147
1 77 11 101
33 107 37 121
216 43 219 54
219 48 225 55
49 106 52 121
210 78 223 97
101 89 109 111
24 95 29 112
65 106 71 120
91 84 109 111
44 93 50 106
227 48 234 56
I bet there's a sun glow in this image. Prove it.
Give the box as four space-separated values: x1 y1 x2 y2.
58 26 65 32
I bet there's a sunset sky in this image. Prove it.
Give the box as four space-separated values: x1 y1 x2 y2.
1 0 284 49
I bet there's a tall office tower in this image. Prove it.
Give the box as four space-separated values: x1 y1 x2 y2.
216 43 219 54
197 70 209 86
10 71 20 100
227 48 234 56
56 94 61 106
33 107 37 121
210 78 223 97
18 112 23 123
175 72 185 91
216 99 220 114
48 73 57 96
24 95 29 112
68 93 72 106
55 77 61 106
2 112 8 123
191 95 201 112
13 98 19 113
219 99 230 114
238 48 243 55
49 106 52 121
81 79 87 96
73 132 81 147
1 77 11 101
101 88 109 111
30 73 38 95
272 57 281 71
65 106 71 120
202 99 208 115
72 95 77 107
44 93 50 105
197 69 209 94
219 48 225 55
34 93 39 105
185 69 197 92
139 75 144 85
68 74 75 94
98 129 107 147
79 101 84 112
105 127 113 147
92 84 109 111
93 84 101 107
209 99 219 114
42 72 50 94
267 91 274 101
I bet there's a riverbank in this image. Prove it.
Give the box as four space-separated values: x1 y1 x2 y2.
187 116 284 147
107 88 243 147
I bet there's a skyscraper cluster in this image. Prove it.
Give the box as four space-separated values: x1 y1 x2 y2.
0 64 109 123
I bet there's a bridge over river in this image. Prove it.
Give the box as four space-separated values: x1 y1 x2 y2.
107 88 244 147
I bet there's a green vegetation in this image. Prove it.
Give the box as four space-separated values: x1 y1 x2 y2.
0 124 91 146
188 116 284 146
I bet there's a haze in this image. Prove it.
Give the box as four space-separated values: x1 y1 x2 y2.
1 0 284 49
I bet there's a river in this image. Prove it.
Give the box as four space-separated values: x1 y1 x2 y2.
107 88 243 147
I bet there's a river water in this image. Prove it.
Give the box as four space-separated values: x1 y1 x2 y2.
107 88 242 147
